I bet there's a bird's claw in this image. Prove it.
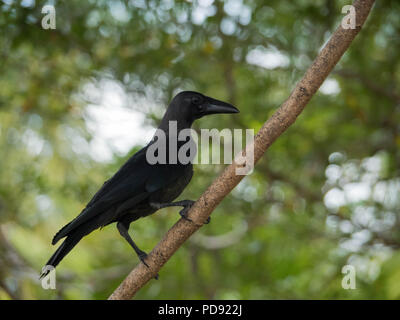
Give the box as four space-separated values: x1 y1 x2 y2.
139 252 149 267
138 252 159 280
180 206 211 225
179 206 193 222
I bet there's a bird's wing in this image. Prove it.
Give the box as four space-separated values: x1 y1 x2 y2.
53 148 150 243
86 148 149 207
53 147 189 244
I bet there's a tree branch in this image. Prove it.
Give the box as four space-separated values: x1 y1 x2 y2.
108 0 375 300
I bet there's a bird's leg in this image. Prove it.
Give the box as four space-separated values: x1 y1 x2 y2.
116 221 159 279
150 199 194 210
116 222 148 265
150 200 211 224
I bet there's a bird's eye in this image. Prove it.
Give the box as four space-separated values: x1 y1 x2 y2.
191 96 201 105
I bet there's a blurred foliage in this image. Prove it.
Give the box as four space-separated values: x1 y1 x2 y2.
0 0 400 299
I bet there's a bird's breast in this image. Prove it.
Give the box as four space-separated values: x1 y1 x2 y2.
151 164 193 204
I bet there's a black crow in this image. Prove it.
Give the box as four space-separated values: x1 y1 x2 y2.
40 91 239 278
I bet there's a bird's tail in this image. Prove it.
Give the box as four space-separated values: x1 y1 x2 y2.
39 232 83 279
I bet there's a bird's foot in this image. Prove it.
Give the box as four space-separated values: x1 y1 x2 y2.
179 205 194 222
138 251 159 280
138 251 149 267
179 204 211 225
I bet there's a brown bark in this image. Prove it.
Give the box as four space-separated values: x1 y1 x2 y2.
109 0 375 300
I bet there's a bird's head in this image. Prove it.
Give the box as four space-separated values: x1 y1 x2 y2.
162 91 239 128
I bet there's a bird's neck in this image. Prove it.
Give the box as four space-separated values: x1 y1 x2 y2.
158 118 193 135
154 118 194 153
150 115 196 164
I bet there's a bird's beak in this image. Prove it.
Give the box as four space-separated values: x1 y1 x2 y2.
204 96 239 115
